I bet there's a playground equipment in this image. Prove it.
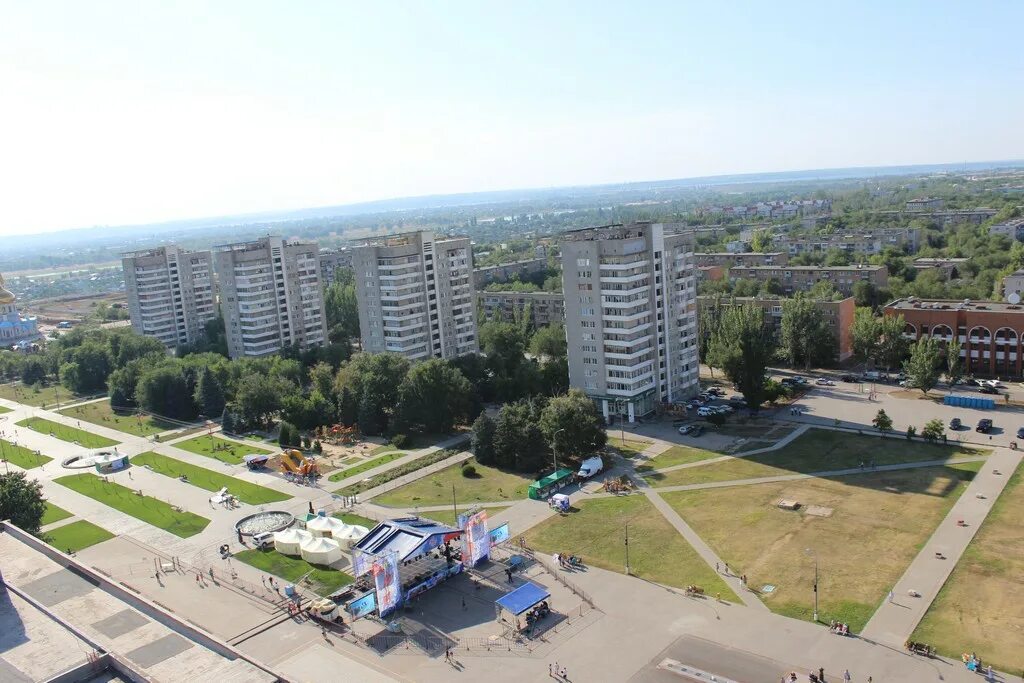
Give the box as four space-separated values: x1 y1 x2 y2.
279 449 321 477
324 424 358 445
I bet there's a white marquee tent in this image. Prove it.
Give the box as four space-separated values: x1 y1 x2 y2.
274 528 313 556
300 536 343 566
306 515 348 538
333 524 370 550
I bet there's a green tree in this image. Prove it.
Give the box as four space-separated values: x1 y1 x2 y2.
530 324 567 360
21 357 47 386
136 365 197 420
751 229 773 253
780 295 837 369
872 409 893 432
324 270 360 343
471 413 497 466
921 418 944 443
852 280 880 309
393 360 473 434
193 367 226 417
539 389 607 462
0 472 46 535
877 313 911 371
59 342 111 394
850 308 881 365
357 389 386 436
904 336 942 395
708 304 774 411
337 386 358 426
945 340 964 387
308 362 335 399
221 404 238 434
235 374 293 428
278 421 295 447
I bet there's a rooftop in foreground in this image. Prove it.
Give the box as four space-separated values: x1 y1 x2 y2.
886 297 1024 313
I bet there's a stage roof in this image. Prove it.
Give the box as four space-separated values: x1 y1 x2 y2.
352 516 460 562
495 581 551 616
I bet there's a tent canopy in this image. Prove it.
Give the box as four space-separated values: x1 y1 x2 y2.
244 454 271 464
495 581 550 616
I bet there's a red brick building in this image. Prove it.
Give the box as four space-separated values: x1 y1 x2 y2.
885 298 1024 377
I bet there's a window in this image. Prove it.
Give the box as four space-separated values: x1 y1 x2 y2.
580 307 595 316
582 332 595 341
577 270 592 278
579 296 592 304
578 283 593 291
576 258 591 267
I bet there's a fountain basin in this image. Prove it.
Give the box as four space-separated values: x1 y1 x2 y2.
235 511 294 537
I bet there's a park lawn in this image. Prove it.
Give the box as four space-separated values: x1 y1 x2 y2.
41 502 73 526
44 520 114 553
54 473 210 538
331 512 380 529
369 443 400 456
174 434 272 465
416 505 514 528
327 451 407 482
662 462 982 632
0 405 9 414
523 495 738 601
605 438 652 458
131 451 289 505
1 439 52 469
373 459 532 507
911 462 1024 673
646 429 987 487
16 417 119 448
235 547 353 596
0 382 79 408
639 445 721 471
59 400 177 437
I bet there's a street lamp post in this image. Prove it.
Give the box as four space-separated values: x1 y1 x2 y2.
615 400 626 444
806 547 818 622
624 523 630 575
553 428 565 473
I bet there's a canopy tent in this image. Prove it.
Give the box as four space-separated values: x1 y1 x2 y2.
495 581 551 617
244 454 271 469
528 468 575 500
300 536 343 565
274 528 313 556
306 514 348 538
333 524 370 549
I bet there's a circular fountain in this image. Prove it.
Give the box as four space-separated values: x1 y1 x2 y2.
235 511 294 537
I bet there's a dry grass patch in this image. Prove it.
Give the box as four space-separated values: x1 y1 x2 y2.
662 462 981 631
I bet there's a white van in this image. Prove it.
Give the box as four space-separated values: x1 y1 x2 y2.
577 456 604 479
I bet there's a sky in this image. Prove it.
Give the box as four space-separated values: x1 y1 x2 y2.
1 1 1023 236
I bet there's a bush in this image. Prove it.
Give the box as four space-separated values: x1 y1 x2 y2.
906 425 916 440
313 440 323 454
301 435 311 449
461 464 477 477
390 433 410 449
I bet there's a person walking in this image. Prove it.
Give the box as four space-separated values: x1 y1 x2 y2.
843 670 851 683
559 666 567 680
818 667 824 682
888 590 894 603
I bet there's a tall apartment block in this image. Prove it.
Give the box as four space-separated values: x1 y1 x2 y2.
122 246 217 348
352 231 478 360
561 223 700 423
214 237 327 358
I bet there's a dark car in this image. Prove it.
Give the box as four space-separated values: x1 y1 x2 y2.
980 385 998 395
1017 427 1024 439
949 418 961 430
841 374 857 382
976 419 993 433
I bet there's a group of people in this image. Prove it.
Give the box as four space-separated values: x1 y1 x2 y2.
829 620 851 636
553 552 583 569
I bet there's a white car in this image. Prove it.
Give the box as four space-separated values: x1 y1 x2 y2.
815 378 834 386
696 406 716 417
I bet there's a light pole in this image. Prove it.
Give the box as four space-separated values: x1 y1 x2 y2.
615 400 626 445
624 523 631 575
805 547 818 622
553 428 565 473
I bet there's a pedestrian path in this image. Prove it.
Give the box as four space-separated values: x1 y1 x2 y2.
642 424 811 475
859 448 1023 645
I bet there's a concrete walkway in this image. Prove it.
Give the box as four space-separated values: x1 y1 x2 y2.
643 424 811 475
860 447 1023 645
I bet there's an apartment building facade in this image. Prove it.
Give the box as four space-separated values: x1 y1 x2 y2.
353 231 478 361
774 227 921 255
698 295 855 361
885 297 1024 377
479 290 565 328
989 217 1024 241
695 252 789 268
473 258 548 291
122 246 217 348
214 237 327 359
561 223 699 423
318 248 353 286
728 264 888 296
906 197 945 211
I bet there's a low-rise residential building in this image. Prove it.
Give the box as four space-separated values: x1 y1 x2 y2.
989 217 1024 241
473 258 548 291
696 252 789 268
912 257 969 280
885 297 1024 377
318 248 353 286
699 295 855 361
728 264 888 296
696 265 726 282
479 290 565 328
774 227 921 255
122 245 217 348
1002 269 1024 302
906 197 944 211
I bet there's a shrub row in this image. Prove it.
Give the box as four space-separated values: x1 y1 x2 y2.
338 447 465 496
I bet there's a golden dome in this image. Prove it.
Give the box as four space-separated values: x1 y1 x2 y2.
0 274 14 304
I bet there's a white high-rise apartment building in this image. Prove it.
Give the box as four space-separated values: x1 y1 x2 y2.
560 223 699 423
214 237 327 359
122 246 217 348
353 231 478 360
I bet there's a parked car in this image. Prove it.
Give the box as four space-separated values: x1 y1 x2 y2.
696 406 717 417
899 380 910 388
1017 426 1024 440
252 532 275 549
896 372 908 382
976 419 993 433
980 385 998 395
949 418 961 430
985 379 1004 388
715 404 734 413
728 394 746 403
678 424 698 435
841 374 857 382
815 378 834 386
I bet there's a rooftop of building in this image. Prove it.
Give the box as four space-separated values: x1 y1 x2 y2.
695 251 785 257
907 197 942 203
475 257 547 271
121 245 207 259
213 235 314 251
698 294 852 304
913 257 970 264
730 264 885 271
886 297 1024 313
353 229 468 249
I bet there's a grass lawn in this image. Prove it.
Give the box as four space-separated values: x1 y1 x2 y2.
912 462 1024 673
44 520 114 553
235 547 353 596
415 505 514 528
41 502 73 526
524 495 738 601
174 434 272 465
369 443 400 456
59 400 178 437
16 417 119 448
0 383 79 408
55 473 210 538
373 459 532 507
131 451 289 505
0 439 52 469
327 450 407 482
646 429 987 488
639 445 721 471
0 405 9 414
331 512 380 529
605 438 652 458
662 462 982 632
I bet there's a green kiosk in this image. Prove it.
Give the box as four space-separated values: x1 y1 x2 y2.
528 468 575 500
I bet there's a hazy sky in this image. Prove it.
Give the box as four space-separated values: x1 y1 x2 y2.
2 1 1022 236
